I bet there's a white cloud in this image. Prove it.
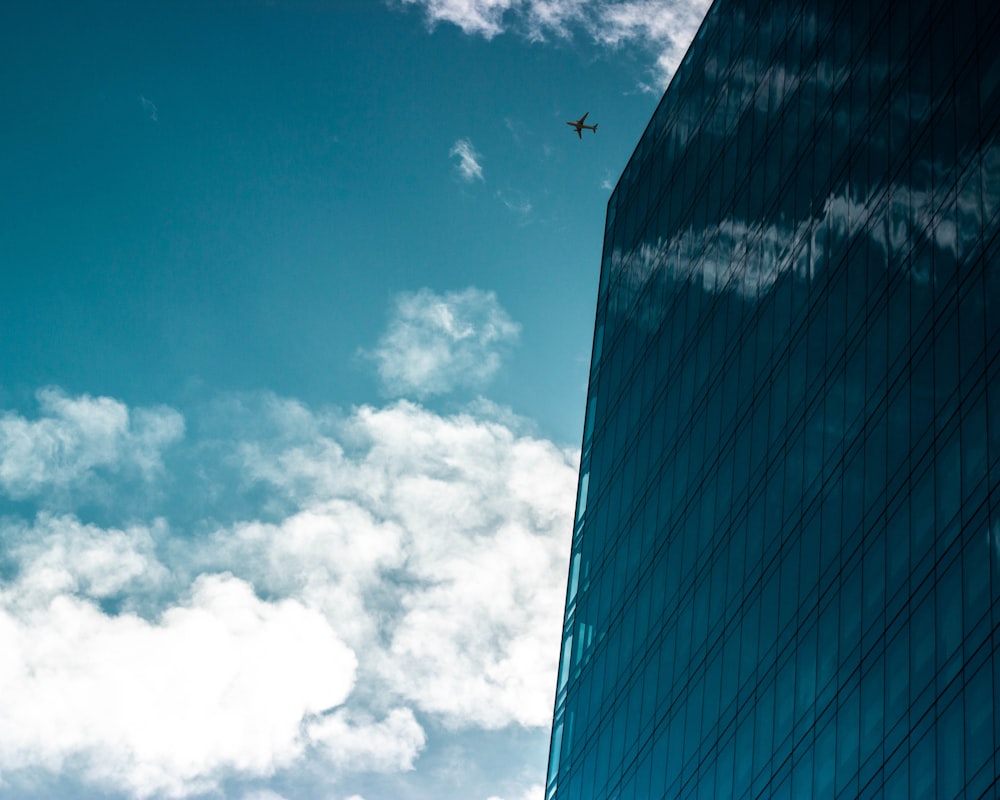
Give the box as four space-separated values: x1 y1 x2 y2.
398 0 713 86
367 288 521 397
589 0 712 88
307 707 426 772
0 389 578 797
487 785 545 800
450 138 485 182
5 513 167 606
0 388 183 500
0 569 358 798
210 504 407 648
378 519 569 728
399 0 517 37
231 398 577 729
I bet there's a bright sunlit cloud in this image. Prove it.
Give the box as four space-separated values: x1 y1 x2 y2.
5 0 657 794
592 0 713 88
0 568 358 798
398 0 713 86
0 384 577 798
227 396 576 729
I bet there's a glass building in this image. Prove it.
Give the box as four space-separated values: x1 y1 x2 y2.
546 0 1000 798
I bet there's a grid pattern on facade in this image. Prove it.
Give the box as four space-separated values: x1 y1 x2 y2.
547 0 1000 798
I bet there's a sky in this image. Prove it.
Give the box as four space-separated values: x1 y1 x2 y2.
0 1 709 798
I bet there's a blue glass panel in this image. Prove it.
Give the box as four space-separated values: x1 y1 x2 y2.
546 0 1000 796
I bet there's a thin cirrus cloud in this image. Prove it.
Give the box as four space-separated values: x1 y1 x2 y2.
139 94 159 121
450 138 485 182
0 386 576 797
366 287 521 398
398 0 713 88
497 189 533 217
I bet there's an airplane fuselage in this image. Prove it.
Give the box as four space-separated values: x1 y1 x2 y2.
567 113 598 138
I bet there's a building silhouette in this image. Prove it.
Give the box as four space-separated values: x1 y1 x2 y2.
546 0 1000 798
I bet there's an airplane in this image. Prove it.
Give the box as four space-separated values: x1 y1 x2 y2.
567 112 598 139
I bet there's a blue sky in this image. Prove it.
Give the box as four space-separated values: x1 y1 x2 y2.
0 1 709 798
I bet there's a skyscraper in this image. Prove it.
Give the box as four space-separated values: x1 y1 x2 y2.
547 0 1000 798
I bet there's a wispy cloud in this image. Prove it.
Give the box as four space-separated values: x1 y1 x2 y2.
497 189 533 217
0 388 183 501
400 0 516 37
366 287 521 397
503 116 528 142
450 138 485 182
398 0 713 87
138 94 158 121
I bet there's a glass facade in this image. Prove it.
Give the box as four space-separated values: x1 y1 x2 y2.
546 0 1000 798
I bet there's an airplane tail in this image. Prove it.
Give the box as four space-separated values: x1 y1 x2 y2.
593 123 598 133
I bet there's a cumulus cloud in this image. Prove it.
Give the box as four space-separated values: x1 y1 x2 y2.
0 568 358 798
398 0 712 86
4 513 167 606
230 397 577 729
308 707 426 772
0 389 578 797
0 388 183 500
591 0 712 87
367 288 521 397
450 138 485 182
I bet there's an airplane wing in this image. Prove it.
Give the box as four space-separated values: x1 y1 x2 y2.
577 128 582 139
579 112 589 123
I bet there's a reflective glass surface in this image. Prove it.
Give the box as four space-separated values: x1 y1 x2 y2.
547 0 1000 798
